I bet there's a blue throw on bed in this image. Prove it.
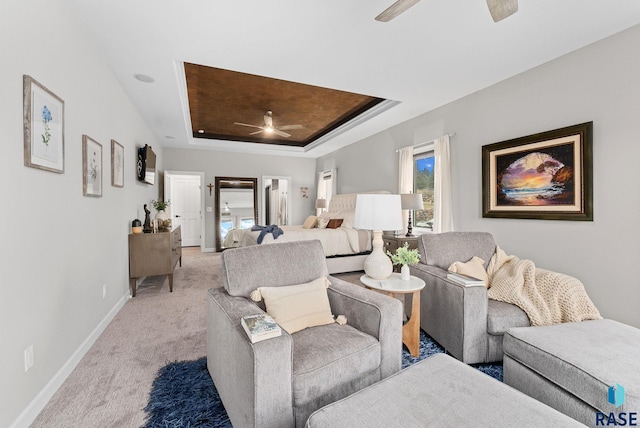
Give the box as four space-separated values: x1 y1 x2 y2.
251 225 284 244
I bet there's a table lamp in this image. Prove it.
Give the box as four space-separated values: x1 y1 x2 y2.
354 194 403 279
401 193 424 237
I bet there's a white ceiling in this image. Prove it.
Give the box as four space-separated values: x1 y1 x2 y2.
67 0 640 158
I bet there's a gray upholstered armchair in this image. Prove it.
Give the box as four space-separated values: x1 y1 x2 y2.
409 232 530 364
207 240 403 428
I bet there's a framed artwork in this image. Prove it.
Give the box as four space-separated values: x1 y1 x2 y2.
111 139 124 187
82 135 102 197
23 75 65 173
482 122 593 221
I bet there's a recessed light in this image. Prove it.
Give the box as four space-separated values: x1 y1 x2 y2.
134 74 155 83
198 129 205 134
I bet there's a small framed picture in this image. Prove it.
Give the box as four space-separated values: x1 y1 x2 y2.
111 139 124 187
23 75 65 173
82 135 102 197
482 122 593 221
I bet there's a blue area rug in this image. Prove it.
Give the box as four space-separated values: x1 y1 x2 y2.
143 330 502 427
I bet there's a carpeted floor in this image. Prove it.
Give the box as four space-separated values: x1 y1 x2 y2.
143 331 503 428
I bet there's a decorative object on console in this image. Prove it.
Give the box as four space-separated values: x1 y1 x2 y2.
401 193 424 237
354 194 403 279
143 204 153 233
152 199 170 221
482 121 593 221
387 242 421 280
82 135 102 197
315 198 326 212
131 219 143 234
23 75 65 174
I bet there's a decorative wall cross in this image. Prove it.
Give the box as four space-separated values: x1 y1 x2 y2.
207 183 214 196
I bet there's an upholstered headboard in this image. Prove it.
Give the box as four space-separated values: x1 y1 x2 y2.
328 191 391 213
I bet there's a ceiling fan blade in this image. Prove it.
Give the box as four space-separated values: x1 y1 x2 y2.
249 130 264 136
234 122 262 129
486 0 518 22
278 124 303 131
375 0 420 22
272 129 291 138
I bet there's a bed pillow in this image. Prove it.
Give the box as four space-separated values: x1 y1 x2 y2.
302 215 318 229
339 211 355 229
251 277 334 334
448 256 489 287
326 219 344 229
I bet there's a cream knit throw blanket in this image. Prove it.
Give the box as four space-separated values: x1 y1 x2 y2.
487 246 601 326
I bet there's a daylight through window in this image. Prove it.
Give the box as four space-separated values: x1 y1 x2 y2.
414 151 435 230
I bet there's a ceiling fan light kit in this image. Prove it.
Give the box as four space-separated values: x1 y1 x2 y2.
234 110 303 139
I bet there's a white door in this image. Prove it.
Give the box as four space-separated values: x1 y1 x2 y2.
166 172 202 247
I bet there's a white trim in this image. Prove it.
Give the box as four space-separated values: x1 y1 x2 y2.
9 294 129 428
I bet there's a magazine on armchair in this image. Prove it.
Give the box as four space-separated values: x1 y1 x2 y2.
241 313 282 343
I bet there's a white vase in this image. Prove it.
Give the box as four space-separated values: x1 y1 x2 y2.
400 264 411 280
155 209 168 221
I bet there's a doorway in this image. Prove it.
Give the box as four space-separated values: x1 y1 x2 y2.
165 171 204 249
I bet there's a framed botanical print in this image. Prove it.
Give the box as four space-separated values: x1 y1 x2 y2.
111 139 124 187
82 135 102 197
23 75 65 173
482 122 593 221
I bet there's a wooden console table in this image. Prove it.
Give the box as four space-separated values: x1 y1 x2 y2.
128 226 182 297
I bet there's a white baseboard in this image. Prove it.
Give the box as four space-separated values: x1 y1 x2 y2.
10 293 129 428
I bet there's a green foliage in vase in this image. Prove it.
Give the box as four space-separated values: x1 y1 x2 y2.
152 199 170 211
387 242 421 266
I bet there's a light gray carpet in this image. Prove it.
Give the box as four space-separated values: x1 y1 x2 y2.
31 248 221 428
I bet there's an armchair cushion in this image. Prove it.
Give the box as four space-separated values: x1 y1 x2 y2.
292 323 380 406
256 277 335 334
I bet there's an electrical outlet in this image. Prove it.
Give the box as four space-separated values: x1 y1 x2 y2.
102 284 107 299
24 345 34 372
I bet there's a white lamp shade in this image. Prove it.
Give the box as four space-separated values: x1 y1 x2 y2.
315 198 327 209
354 194 403 231
401 193 424 210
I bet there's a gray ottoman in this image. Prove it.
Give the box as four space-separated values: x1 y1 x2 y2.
504 319 640 427
306 353 583 427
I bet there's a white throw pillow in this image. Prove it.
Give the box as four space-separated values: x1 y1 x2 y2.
253 277 335 334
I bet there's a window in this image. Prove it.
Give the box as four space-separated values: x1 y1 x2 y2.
414 150 435 230
240 217 255 229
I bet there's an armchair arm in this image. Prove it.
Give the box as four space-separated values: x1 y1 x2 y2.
409 263 489 364
327 277 403 379
206 288 295 428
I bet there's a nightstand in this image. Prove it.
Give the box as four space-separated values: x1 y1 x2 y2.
382 234 419 254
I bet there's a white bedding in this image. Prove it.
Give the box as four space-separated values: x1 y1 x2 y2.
237 225 371 257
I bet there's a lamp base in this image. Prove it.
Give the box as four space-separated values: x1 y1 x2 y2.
364 230 393 280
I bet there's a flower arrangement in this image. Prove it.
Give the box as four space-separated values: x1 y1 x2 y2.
387 242 421 266
152 199 170 211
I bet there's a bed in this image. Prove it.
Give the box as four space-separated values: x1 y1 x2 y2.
235 193 385 273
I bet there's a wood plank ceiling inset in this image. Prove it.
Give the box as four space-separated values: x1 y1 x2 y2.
185 63 385 147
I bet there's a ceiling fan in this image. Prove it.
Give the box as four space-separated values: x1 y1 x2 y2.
375 0 518 23
234 111 303 138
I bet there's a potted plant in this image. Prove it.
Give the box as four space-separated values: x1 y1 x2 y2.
387 243 421 280
152 199 170 220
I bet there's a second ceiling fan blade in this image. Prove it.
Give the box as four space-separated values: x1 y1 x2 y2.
278 124 303 131
375 0 420 22
486 0 518 22
234 122 262 129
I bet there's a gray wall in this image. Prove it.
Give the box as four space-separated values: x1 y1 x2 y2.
163 148 317 250
318 24 640 328
1 0 161 426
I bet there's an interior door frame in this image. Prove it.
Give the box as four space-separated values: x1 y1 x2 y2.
261 175 292 226
165 170 205 251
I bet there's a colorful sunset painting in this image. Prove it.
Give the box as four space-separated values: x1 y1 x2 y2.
495 142 575 206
